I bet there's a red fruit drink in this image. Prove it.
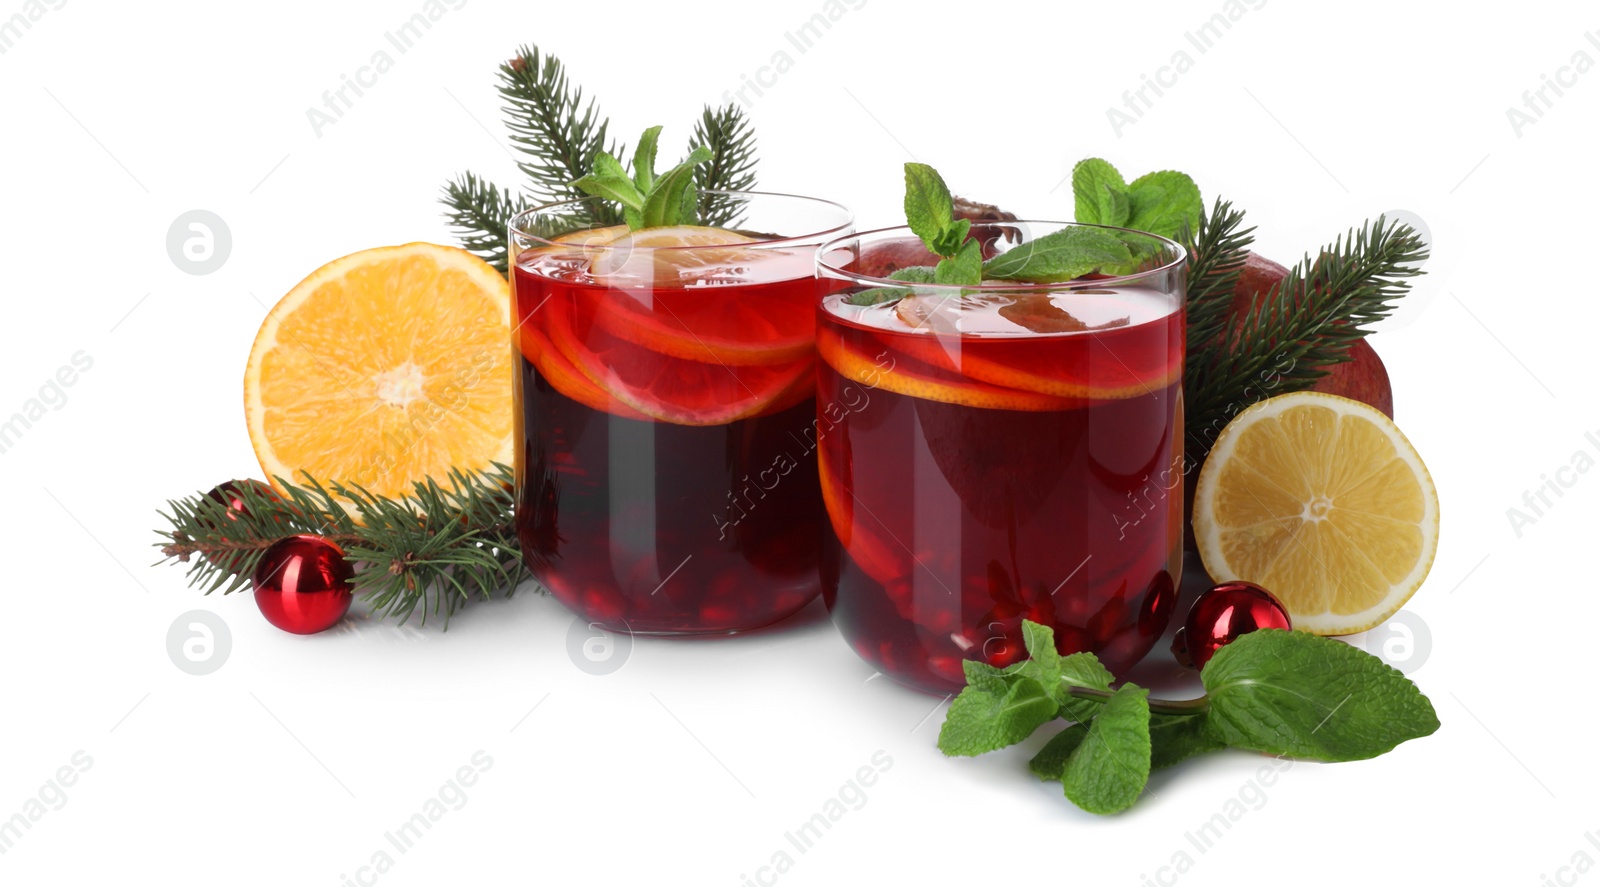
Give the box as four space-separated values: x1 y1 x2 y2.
509 196 852 634
815 226 1186 692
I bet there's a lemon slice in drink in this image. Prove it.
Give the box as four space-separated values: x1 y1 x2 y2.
589 225 759 283
1192 391 1440 635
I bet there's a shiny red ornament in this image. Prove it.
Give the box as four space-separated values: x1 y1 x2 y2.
201 480 275 572
1172 581 1292 670
252 535 354 635
203 480 273 522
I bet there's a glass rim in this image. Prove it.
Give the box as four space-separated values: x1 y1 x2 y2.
508 190 855 251
816 221 1188 291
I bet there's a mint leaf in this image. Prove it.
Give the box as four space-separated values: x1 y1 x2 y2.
1126 170 1202 240
1098 184 1131 228
1028 723 1089 780
1202 630 1441 762
1149 714 1225 769
982 227 1133 283
572 153 645 212
890 266 937 283
929 218 972 258
938 668 1058 757
1061 685 1151 815
904 162 956 254
1056 652 1116 723
846 267 939 307
1072 158 1127 225
847 287 905 306
640 144 714 229
632 125 662 193
933 238 982 286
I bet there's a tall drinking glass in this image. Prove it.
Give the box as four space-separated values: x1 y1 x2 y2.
815 222 1186 692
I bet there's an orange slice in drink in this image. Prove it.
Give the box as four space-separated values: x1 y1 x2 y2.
818 444 903 586
245 243 512 513
893 294 1178 399
544 295 809 426
587 226 815 367
517 321 650 421
817 327 1080 412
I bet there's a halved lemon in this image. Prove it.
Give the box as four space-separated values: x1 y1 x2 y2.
1192 391 1440 635
245 243 513 512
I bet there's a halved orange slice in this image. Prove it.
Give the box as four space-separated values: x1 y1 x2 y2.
245 243 512 511
818 444 903 586
817 327 1079 412
544 295 809 426
517 322 650 421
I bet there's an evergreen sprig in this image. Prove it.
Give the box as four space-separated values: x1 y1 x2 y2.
154 464 526 627
690 103 759 228
441 43 760 270
1181 197 1255 351
440 173 528 272
1184 213 1429 455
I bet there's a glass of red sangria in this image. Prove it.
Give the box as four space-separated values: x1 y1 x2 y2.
814 222 1187 692
510 192 852 634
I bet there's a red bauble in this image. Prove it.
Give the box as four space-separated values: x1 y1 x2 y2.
1172 581 1292 670
252 535 354 635
201 480 275 573
204 480 273 522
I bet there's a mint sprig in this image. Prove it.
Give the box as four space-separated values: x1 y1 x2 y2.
937 621 1440 815
572 125 714 230
1071 158 1203 240
847 163 1139 307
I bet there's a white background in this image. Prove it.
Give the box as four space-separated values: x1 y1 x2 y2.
2 0 1595 884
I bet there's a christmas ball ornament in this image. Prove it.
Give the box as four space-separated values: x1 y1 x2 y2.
1172 581 1292 670
252 535 354 635
201 480 275 572
203 479 273 522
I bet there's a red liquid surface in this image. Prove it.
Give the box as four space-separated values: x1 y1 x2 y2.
512 244 824 633
817 290 1185 692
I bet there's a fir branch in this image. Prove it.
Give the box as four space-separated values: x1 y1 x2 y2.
1181 198 1255 351
497 45 624 224
441 173 529 273
1186 215 1429 455
154 464 527 627
689 103 759 227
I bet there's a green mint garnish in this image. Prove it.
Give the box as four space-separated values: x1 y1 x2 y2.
1071 158 1202 240
1060 685 1152 815
572 126 714 230
855 162 1166 306
937 621 1439 815
980 226 1133 282
1201 628 1442 761
937 660 1058 757
1148 713 1226 769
